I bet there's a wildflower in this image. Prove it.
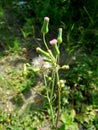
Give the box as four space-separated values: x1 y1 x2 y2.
57 28 63 44
41 17 50 34
50 39 60 55
50 39 57 45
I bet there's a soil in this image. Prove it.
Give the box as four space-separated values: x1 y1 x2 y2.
0 51 40 111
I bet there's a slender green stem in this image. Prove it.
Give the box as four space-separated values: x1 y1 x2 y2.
50 70 56 101
56 64 61 129
57 44 60 63
56 87 61 129
44 74 55 127
43 34 49 50
47 92 55 127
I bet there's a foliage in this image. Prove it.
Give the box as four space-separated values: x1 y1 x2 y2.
65 53 98 106
0 0 98 129
0 0 98 54
0 111 44 130
61 52 98 129
60 109 79 130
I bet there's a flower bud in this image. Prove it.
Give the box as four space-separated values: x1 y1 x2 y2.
48 76 52 81
36 47 50 58
57 80 65 88
41 17 49 34
57 28 63 44
50 39 57 45
61 65 69 70
50 39 60 55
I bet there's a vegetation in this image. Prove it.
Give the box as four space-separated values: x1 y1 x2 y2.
0 0 98 130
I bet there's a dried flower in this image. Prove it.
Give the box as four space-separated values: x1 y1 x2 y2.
32 55 52 70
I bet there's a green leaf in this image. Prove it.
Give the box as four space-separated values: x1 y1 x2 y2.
59 124 65 130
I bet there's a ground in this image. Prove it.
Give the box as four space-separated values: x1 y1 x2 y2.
0 50 54 129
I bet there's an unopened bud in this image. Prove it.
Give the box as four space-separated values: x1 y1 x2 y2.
57 80 65 88
57 28 62 44
36 47 50 58
61 65 69 70
41 17 49 34
48 77 52 81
